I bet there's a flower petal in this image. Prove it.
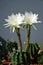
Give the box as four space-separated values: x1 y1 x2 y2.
32 25 37 30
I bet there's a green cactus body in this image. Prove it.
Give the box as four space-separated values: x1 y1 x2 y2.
10 52 16 64
37 51 43 63
10 51 30 65
23 52 29 64
28 43 40 57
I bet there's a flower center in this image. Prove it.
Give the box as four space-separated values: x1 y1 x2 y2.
25 17 32 24
11 19 18 26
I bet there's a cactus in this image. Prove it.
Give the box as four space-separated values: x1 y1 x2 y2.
28 43 40 57
37 51 43 63
6 40 18 52
10 51 30 65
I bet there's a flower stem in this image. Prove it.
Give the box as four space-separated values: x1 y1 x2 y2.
16 28 22 52
26 25 31 52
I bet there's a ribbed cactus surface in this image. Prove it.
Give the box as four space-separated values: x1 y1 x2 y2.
28 43 40 57
10 52 30 65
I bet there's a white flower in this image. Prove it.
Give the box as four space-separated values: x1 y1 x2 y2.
4 13 24 32
24 12 41 30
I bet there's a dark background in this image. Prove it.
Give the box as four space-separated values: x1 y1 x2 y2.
0 0 43 47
